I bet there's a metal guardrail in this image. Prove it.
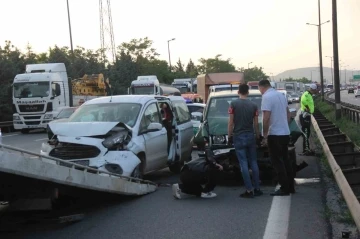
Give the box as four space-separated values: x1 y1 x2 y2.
312 114 360 230
0 143 157 186
325 91 360 124
0 121 12 127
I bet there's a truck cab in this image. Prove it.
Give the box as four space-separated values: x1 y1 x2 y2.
12 63 70 134
129 75 160 95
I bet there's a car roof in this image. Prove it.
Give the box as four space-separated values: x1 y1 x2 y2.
208 89 261 98
186 103 206 107
83 94 184 105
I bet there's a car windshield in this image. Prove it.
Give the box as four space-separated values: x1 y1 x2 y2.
68 103 141 127
206 95 262 135
14 82 50 98
57 108 76 119
291 94 298 97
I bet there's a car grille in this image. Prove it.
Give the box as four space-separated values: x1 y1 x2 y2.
18 104 45 112
49 143 101 160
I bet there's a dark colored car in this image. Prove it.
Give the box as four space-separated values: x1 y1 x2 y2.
348 88 354 93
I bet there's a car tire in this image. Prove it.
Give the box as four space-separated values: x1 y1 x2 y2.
131 154 145 179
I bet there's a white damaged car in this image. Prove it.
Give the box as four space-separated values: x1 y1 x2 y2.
40 95 193 178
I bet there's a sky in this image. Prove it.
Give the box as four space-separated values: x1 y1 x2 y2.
1 0 359 76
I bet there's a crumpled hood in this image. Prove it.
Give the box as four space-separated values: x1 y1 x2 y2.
49 122 126 137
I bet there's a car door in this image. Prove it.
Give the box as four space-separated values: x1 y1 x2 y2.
138 102 167 172
170 99 193 162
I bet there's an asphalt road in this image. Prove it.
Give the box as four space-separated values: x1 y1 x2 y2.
0 106 330 239
329 90 360 106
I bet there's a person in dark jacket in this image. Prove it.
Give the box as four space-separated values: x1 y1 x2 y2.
172 149 223 199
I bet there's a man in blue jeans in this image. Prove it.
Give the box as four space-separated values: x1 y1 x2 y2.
228 84 263 198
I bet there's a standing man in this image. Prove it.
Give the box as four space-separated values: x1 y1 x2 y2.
258 79 294 196
228 84 263 198
300 84 318 155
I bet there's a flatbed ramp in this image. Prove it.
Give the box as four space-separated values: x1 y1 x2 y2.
0 144 157 197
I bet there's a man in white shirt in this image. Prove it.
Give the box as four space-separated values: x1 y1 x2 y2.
258 79 294 196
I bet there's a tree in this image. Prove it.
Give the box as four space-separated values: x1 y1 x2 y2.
237 66 268 82
197 54 236 74
185 59 198 77
174 58 185 73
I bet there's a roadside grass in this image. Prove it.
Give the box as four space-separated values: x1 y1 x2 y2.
316 98 360 146
314 98 357 226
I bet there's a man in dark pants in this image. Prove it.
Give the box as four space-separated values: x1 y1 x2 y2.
300 84 317 155
259 79 294 196
172 149 223 199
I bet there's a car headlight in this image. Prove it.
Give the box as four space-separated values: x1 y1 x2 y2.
213 135 226 144
102 133 130 149
44 114 53 119
13 116 20 120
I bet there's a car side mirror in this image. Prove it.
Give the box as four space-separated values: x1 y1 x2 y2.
147 122 162 132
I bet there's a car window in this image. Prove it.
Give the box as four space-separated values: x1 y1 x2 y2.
172 101 191 124
187 105 204 114
57 108 75 118
139 103 161 133
68 103 141 127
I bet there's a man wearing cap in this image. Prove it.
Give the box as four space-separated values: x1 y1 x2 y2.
300 84 318 155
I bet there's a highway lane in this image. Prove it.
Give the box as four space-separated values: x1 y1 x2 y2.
329 90 360 106
0 104 329 239
0 129 48 153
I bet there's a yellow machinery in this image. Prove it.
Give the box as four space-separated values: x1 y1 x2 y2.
72 73 111 96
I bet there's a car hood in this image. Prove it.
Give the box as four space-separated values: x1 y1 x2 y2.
207 115 263 136
49 122 130 137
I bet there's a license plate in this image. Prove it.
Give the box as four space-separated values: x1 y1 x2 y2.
213 148 234 155
28 125 38 128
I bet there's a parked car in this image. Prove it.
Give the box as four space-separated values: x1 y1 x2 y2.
186 103 206 136
41 95 193 178
355 90 360 98
47 107 77 139
289 93 300 103
348 88 355 93
193 90 297 177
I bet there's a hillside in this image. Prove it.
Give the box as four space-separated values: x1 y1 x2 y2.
274 67 357 85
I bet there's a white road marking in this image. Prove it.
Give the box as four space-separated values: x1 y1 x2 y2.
1 134 20 137
35 138 48 142
263 185 292 239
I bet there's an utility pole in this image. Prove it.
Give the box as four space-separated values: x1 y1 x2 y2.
332 0 341 119
318 0 325 101
66 0 74 107
326 56 334 85
167 38 175 71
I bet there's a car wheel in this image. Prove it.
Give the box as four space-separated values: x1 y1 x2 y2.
131 154 145 179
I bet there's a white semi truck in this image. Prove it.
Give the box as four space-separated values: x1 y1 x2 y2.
12 63 71 134
171 78 195 94
129 75 180 96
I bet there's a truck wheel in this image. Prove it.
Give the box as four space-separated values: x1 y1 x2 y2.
131 154 144 179
21 129 29 134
